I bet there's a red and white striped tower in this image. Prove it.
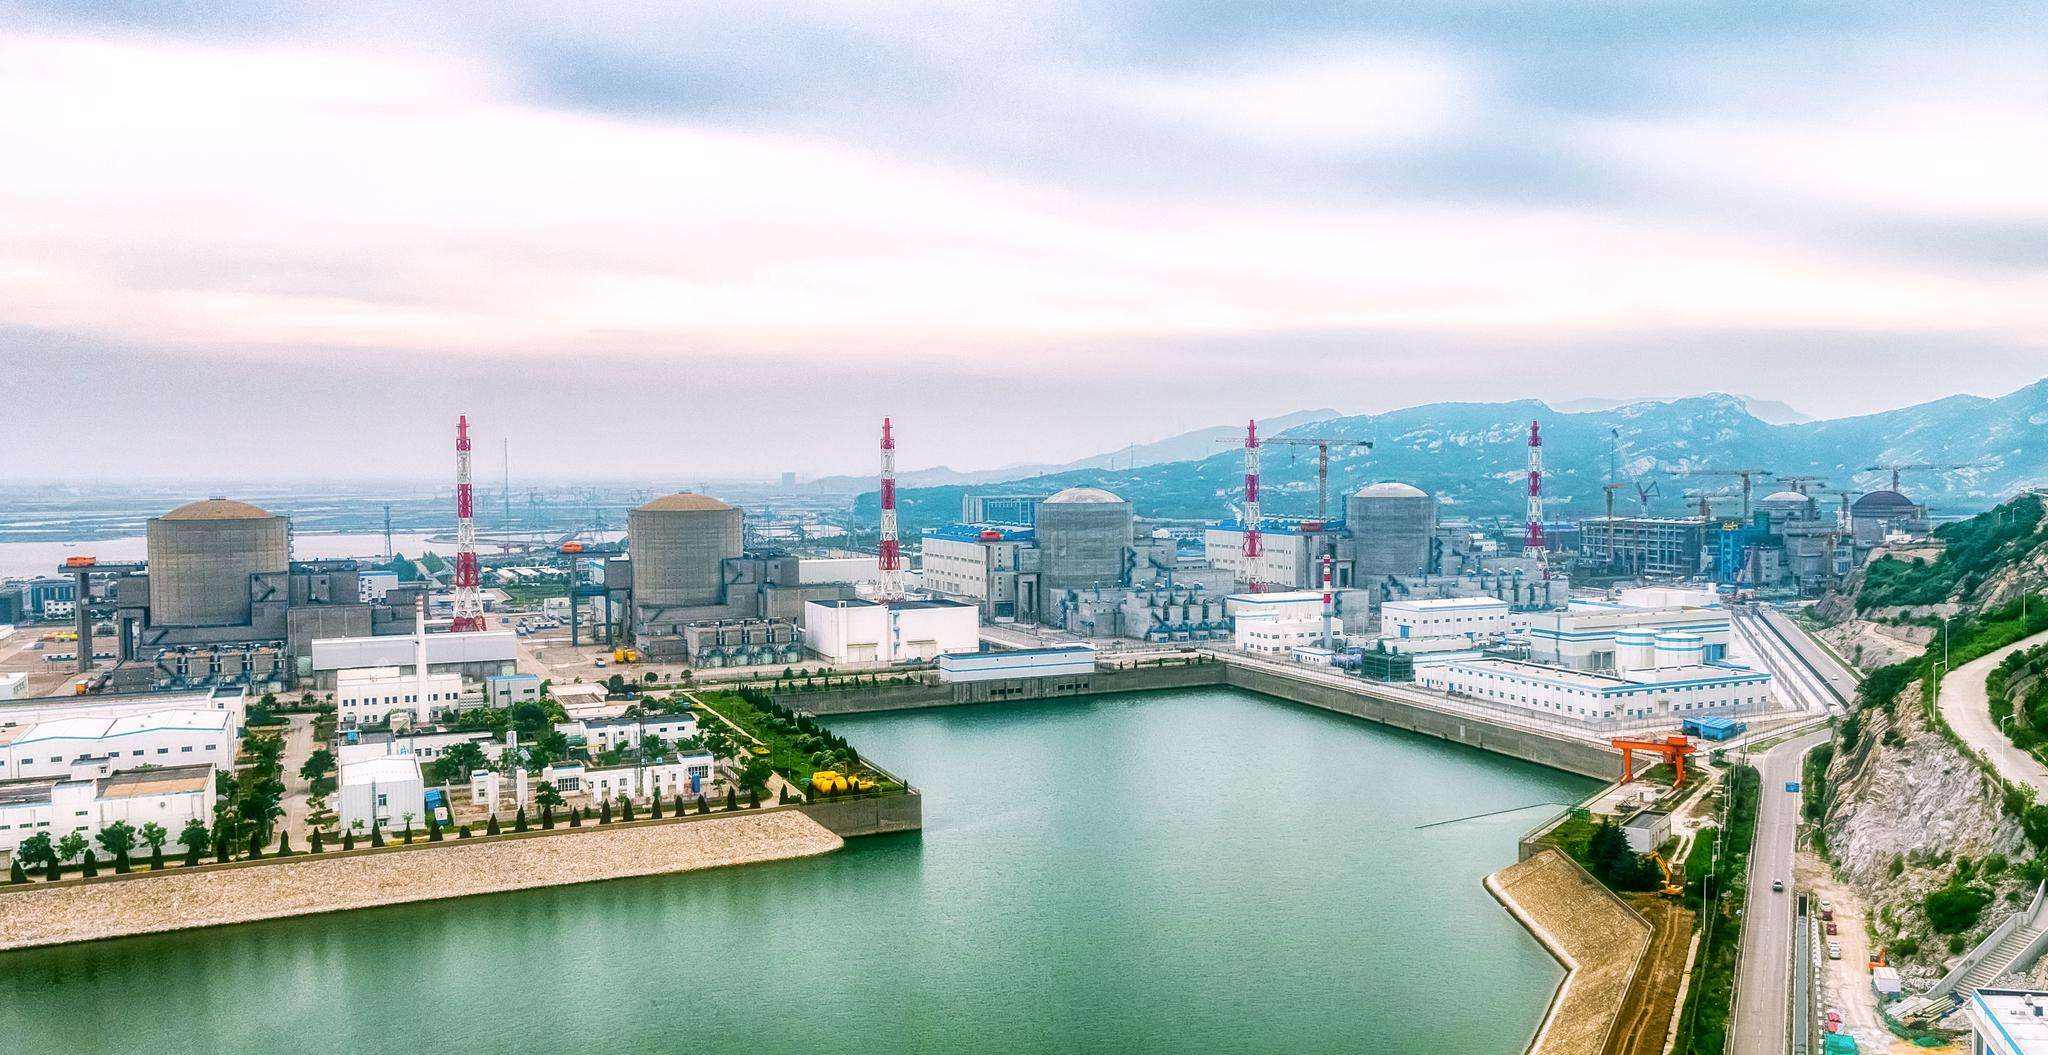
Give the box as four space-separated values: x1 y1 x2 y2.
1242 419 1263 593
1320 552 1335 649
450 415 486 632
878 417 903 600
1525 419 1548 580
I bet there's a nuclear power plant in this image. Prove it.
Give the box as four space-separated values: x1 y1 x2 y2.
620 491 851 664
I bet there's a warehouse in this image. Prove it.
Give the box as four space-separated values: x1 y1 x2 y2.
0 709 234 781
0 764 216 866
335 667 468 729
1379 597 1513 641
937 646 1097 683
803 598 979 664
1415 657 1773 728
307 629 517 688
339 756 426 832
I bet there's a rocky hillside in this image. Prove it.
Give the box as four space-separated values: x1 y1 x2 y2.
1820 677 2036 985
1813 494 2048 984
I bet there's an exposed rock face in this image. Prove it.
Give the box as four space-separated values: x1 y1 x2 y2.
1822 682 2031 987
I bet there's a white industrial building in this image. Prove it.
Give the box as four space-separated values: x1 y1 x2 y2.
0 764 216 865
1968 989 2048 1055
336 667 466 729
0 709 234 781
307 629 516 687
333 609 472 728
1522 599 1732 671
0 672 25 701
557 714 699 755
937 646 1096 683
339 756 426 832
803 598 978 664
1379 597 1514 641
0 686 247 736
920 526 1039 621
1416 656 1773 727
1225 590 1334 655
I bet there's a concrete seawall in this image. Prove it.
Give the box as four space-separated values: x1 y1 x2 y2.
785 658 1620 781
1487 849 1654 1055
1219 664 1622 781
778 662 1223 715
0 809 842 953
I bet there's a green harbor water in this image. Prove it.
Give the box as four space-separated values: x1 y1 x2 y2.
0 687 1596 1053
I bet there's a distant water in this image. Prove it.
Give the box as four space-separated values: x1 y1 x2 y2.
0 530 625 579
0 687 1594 1054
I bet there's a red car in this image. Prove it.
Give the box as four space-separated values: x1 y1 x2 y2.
1826 921 1838 935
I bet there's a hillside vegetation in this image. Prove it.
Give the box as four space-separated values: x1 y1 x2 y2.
1859 494 2048 609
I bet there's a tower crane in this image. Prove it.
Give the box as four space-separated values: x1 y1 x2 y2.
1214 435 1373 519
1862 463 1975 491
1671 468 1773 518
1775 475 1828 495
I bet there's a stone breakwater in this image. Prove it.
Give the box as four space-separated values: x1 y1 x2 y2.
0 810 843 952
1487 849 1653 1055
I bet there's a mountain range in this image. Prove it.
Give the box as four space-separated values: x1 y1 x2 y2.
861 380 2048 535
806 409 1340 493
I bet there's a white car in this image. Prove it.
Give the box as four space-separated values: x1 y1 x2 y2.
1827 941 1842 960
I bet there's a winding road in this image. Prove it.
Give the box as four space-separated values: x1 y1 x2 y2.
1935 628 2048 795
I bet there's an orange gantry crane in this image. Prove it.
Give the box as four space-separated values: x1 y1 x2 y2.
1610 734 1698 784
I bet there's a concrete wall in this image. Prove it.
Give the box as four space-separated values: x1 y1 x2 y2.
797 790 924 837
779 656 1617 780
1219 664 1621 781
779 662 1225 716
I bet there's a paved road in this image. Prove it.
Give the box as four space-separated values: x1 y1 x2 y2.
1756 609 1861 706
1730 726 1833 1055
1936 627 2048 795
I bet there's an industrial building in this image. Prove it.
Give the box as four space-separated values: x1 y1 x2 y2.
59 497 427 689
1576 515 1710 578
1379 597 1514 641
1415 655 1774 728
938 646 1097 683
0 764 216 866
621 492 853 662
920 525 1039 621
680 619 804 668
307 628 517 689
339 756 426 832
0 709 234 781
0 686 247 737
1035 488 1137 617
1204 481 1437 591
335 667 467 729
802 598 979 664
961 494 1045 527
1523 598 1732 671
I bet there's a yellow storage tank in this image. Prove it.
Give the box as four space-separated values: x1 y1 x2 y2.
810 770 849 794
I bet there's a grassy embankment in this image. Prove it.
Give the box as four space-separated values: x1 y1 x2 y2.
1670 765 1760 1055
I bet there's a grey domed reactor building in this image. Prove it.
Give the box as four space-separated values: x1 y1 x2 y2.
621 491 852 664
71 498 427 688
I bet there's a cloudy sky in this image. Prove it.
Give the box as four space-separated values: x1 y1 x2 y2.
4 1 2045 482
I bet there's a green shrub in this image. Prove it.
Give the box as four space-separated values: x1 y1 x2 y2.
1925 884 1994 933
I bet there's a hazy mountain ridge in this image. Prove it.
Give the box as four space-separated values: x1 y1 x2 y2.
869 381 2048 533
808 409 1340 493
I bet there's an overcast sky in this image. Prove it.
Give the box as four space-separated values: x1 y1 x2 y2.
4 1 2045 483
